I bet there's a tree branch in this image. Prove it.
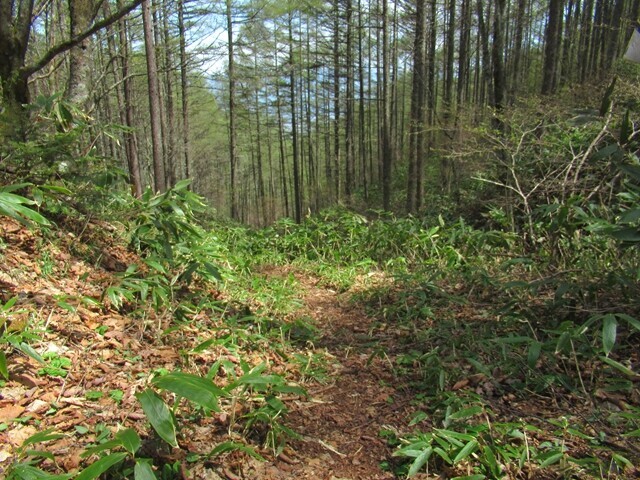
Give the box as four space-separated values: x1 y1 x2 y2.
20 0 143 78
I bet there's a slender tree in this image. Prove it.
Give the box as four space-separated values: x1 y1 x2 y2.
227 0 239 219
142 0 166 192
542 0 564 94
178 0 191 180
407 0 427 213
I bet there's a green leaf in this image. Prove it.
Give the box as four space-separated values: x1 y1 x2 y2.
433 446 453 464
0 187 51 227
0 351 7 380
17 342 44 363
620 163 640 181
152 372 227 412
482 444 499 476
451 476 485 480
7 464 71 479
602 314 617 356
616 313 640 332
1 183 32 193
115 428 141 455
18 428 65 450
600 356 638 377
409 411 428 426
407 447 432 477
612 453 633 469
453 440 478 464
435 429 476 442
134 460 158 480
591 143 621 161
75 452 128 480
202 262 222 282
620 109 632 144
527 341 542 368
24 450 56 462
173 179 193 191
208 441 266 461
611 227 640 242
538 451 563 467
448 406 483 420
81 439 122 458
136 389 178 448
192 339 217 353
619 208 640 224
598 76 616 116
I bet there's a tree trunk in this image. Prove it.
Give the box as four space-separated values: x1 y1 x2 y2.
332 0 341 203
358 0 368 200
1 0 143 140
493 0 507 112
510 0 527 97
288 12 302 223
226 0 239 219
407 0 427 213
542 0 564 94
0 0 35 140
142 0 166 193
114 0 142 196
67 0 98 105
345 0 355 201
477 0 493 107
177 0 190 180
381 0 393 211
161 0 176 186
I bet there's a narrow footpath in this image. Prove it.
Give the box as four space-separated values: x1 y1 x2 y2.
238 268 416 480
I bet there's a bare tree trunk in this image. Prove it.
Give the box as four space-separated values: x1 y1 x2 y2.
288 12 302 223
542 0 563 94
407 0 427 213
254 53 267 225
67 0 98 105
358 0 368 200
332 0 341 202
178 0 190 180
142 0 166 192
477 0 493 107
345 0 355 201
274 36 290 218
117 0 142 196
510 0 527 97
226 0 239 219
493 0 507 113
161 0 176 186
381 0 393 211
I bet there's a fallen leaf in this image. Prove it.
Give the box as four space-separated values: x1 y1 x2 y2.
26 399 50 414
7 425 37 446
452 378 469 390
0 404 25 422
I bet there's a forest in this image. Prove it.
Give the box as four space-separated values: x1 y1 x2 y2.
1 0 640 478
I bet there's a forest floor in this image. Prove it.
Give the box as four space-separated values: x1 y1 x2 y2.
0 217 413 479
238 266 410 479
1 216 639 479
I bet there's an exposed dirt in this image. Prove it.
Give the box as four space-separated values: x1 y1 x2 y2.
239 267 413 479
0 217 413 479
2 216 639 479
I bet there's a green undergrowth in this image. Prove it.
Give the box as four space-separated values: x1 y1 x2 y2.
2 93 640 478
235 204 640 478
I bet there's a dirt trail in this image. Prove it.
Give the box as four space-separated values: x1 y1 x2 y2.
242 269 413 480
0 217 415 479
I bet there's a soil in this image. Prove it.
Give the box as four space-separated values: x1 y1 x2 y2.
1 216 639 479
240 268 411 480
0 217 414 480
